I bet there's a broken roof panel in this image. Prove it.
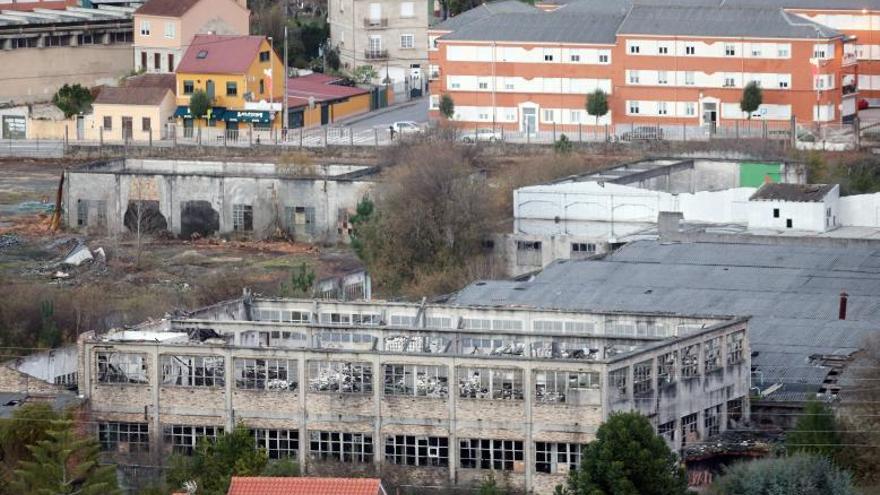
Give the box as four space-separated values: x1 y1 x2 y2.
750 183 836 202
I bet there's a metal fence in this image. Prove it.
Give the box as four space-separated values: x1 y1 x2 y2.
0 138 65 158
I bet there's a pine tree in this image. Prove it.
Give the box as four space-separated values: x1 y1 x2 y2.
740 81 763 120
586 89 609 125
786 399 840 459
11 419 119 495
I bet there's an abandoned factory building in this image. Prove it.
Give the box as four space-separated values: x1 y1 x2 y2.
79 296 749 494
64 158 377 242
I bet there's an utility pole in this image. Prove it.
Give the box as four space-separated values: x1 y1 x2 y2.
283 24 289 129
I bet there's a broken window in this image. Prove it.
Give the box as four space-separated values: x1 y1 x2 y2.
95 200 107 228
344 282 365 301
633 360 653 395
124 200 167 234
704 405 722 437
533 320 595 334
658 351 677 386
658 420 675 443
516 240 542 266
681 413 699 444
234 358 298 391
351 313 381 326
307 361 373 394
283 310 311 323
232 204 253 232
460 335 525 356
271 331 308 348
704 337 721 373
98 422 149 453
314 331 375 350
383 364 448 398
77 199 89 226
97 352 147 384
682 344 700 379
727 331 745 364
459 439 523 471
534 370 600 404
255 309 281 321
390 314 417 327
385 435 449 467
608 368 628 400
287 206 316 235
309 431 373 463
160 355 225 387
425 316 453 328
319 312 351 324
457 367 523 400
570 242 596 259
531 339 600 360
383 334 450 354
252 429 299 459
727 397 744 428
535 442 584 474
163 425 222 455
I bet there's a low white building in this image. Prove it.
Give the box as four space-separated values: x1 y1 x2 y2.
746 183 839 233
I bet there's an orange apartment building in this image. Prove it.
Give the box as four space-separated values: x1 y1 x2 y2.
428 0 860 131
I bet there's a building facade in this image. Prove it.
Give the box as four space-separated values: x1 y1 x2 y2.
428 1 858 130
79 296 750 494
328 0 429 89
133 0 250 74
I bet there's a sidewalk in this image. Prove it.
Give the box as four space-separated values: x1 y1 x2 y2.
337 97 425 126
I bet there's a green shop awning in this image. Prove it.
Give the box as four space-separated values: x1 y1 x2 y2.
224 110 271 124
174 106 226 120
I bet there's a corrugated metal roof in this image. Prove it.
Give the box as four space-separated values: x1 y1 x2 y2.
452 240 880 399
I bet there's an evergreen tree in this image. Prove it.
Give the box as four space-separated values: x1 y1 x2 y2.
560 412 687 495
585 89 609 125
188 90 210 123
712 454 855 495
740 81 763 120
11 419 119 495
52 84 93 118
439 94 455 120
786 399 840 459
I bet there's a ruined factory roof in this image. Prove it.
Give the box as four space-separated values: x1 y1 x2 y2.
69 158 378 181
749 183 835 202
451 240 880 402
0 4 133 28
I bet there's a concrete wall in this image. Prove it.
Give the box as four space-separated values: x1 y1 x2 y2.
839 192 880 227
0 45 132 104
15 346 78 383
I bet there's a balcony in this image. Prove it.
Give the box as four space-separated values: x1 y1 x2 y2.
364 49 388 60
843 51 858 67
843 84 859 96
363 17 388 29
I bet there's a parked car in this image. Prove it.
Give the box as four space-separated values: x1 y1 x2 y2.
620 126 664 141
391 121 422 135
859 98 870 111
459 128 502 143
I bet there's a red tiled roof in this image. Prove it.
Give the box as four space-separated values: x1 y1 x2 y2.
226 477 384 495
123 73 176 91
94 87 172 106
135 0 201 17
176 35 266 75
286 73 369 107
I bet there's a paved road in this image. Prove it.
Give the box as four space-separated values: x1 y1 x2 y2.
344 99 428 131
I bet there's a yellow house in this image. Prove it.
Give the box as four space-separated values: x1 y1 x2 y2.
174 34 284 135
91 74 177 142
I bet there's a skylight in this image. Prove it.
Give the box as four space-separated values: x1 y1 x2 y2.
196 50 208 59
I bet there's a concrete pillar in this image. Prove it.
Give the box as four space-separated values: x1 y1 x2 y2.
446 358 457 485
297 354 308 473
224 351 234 432
523 364 533 492
371 354 381 471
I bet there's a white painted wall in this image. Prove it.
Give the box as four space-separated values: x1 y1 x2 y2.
625 70 791 90
446 44 612 65
624 39 791 59
839 193 880 226
447 75 612 94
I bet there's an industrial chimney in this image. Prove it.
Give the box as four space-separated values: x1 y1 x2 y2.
839 291 848 320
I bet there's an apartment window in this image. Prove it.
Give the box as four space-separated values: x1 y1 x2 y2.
543 109 554 122
682 343 700 379
97 352 147 384
253 429 299 459
226 81 238 96
704 336 722 373
657 102 668 115
684 71 695 86
234 358 298 391
608 367 628 399
629 44 640 54
232 204 253 232
657 71 668 85
628 70 640 84
681 413 699 443
778 46 790 57
751 47 762 57
309 431 373 463
98 422 149 453
161 355 224 387
658 351 676 385
478 81 488 90
569 110 582 124
704 405 722 436
813 48 827 58
400 34 414 49
658 45 669 54
140 20 150 36
725 44 736 56
384 364 448 397
458 367 524 400
154 52 161 70
138 118 150 135
723 75 736 88
459 439 523 470
598 53 609 63
504 82 514 90
183 80 194 94
633 360 653 395
787 218 793 228
628 101 640 114
164 21 175 39
685 102 696 116
534 370 599 404
400 1 414 17
308 361 372 394
164 425 222 455
386 436 448 467
259 79 265 94
544 54 554 61
779 78 790 89
727 331 745 364
103 116 112 130
685 45 695 55
570 54 580 62
168 53 174 70
535 442 583 474
259 50 270 62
